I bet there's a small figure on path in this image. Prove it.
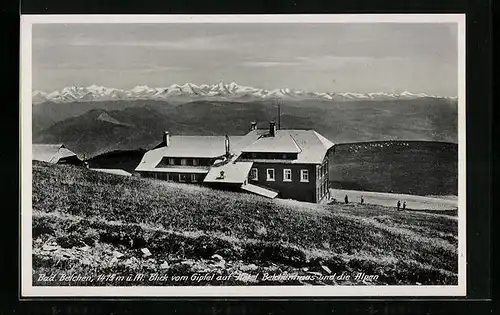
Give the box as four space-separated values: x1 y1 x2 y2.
402 201 406 210
360 196 364 204
344 195 349 204
397 200 401 211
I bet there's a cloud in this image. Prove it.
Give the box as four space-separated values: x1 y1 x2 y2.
35 34 248 52
242 55 375 69
241 61 302 68
36 63 185 73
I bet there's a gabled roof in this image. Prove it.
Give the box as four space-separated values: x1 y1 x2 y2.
135 128 334 172
32 144 80 164
135 134 259 172
240 129 335 164
241 130 302 153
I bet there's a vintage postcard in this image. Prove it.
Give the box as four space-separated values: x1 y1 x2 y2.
20 14 466 297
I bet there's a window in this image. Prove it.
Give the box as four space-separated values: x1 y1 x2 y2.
250 168 258 180
169 158 175 165
283 169 292 182
266 168 275 181
300 169 309 182
192 159 198 166
181 159 187 166
191 174 197 182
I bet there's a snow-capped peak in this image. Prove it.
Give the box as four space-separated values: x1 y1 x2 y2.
130 85 152 93
32 82 457 104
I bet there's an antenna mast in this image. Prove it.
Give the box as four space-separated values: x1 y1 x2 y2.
276 98 282 130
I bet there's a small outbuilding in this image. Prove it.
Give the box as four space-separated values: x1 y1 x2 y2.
32 144 83 165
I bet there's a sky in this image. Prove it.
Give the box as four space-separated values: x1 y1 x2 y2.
32 23 459 96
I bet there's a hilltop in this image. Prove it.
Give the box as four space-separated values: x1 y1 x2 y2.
32 161 458 286
330 141 458 196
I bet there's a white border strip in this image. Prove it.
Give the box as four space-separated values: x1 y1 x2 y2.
22 14 465 24
20 14 466 297
457 16 467 294
24 285 463 297
20 17 34 298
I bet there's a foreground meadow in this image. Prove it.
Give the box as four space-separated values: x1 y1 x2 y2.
31 161 458 286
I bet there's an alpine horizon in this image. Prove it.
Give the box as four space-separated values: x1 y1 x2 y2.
32 81 458 104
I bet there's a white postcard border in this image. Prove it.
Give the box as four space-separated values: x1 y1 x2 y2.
20 14 467 297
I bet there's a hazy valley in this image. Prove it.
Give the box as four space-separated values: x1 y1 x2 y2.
33 97 458 158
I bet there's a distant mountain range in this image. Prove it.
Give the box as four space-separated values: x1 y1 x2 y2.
32 82 457 104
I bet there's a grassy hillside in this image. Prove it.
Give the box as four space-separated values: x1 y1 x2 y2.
330 141 458 196
33 98 458 157
32 162 458 286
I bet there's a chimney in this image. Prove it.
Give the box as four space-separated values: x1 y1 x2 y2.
224 135 230 157
163 131 170 147
269 121 276 137
250 121 257 131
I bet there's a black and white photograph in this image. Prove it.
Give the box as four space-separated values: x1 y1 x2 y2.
20 14 466 297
